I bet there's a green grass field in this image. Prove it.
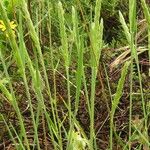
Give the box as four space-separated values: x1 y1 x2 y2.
0 0 150 149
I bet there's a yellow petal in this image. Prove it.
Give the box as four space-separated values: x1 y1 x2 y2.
1 26 6 31
10 21 17 29
11 24 17 29
2 27 6 31
0 24 3 28
0 20 17 36
0 20 6 31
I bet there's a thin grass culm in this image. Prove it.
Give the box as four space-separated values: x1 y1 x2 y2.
110 62 129 150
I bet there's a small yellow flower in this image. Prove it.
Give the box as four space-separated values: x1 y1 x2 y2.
9 21 17 29
0 20 17 37
0 20 6 31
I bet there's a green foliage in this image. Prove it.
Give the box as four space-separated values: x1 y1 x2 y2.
0 0 149 150
1 0 20 18
111 62 129 114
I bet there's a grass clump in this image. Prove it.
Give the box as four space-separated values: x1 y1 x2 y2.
0 0 149 150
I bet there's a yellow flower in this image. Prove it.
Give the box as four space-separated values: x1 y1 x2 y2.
0 20 6 31
9 21 17 29
0 20 17 37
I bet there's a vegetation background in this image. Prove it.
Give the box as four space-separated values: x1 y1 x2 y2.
0 0 150 149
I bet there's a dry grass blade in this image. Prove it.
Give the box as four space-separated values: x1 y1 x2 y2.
110 46 148 70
